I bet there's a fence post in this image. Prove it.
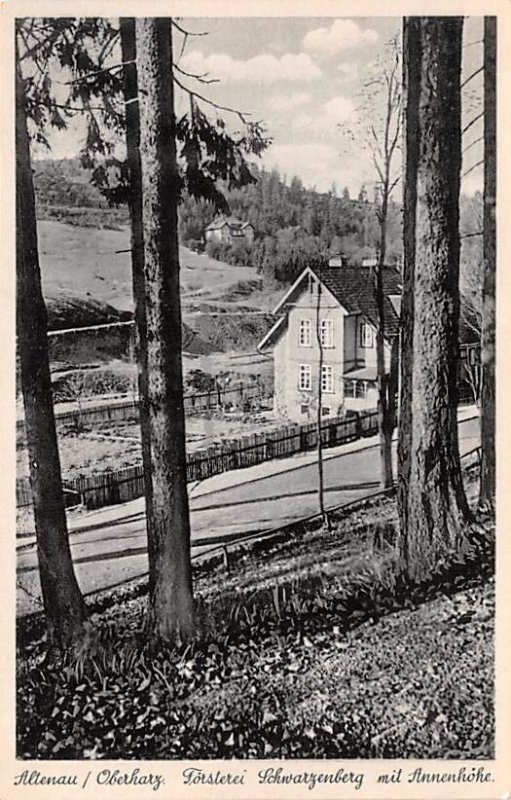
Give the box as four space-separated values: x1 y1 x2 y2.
355 412 362 440
300 422 308 451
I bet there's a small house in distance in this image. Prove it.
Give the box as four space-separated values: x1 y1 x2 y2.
257 257 402 422
205 216 255 245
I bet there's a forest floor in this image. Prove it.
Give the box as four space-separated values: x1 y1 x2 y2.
17 470 494 760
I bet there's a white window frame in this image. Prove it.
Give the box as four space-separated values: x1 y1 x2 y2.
360 322 374 348
320 318 334 348
321 364 334 394
299 364 312 391
299 318 312 347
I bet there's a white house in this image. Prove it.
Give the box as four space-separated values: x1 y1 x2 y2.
257 262 402 422
205 217 255 245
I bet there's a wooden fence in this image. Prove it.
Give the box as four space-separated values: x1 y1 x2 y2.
16 383 266 434
16 410 378 510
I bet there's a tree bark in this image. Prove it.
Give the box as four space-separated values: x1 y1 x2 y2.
120 18 155 558
374 193 393 489
16 50 86 646
398 17 421 549
399 17 470 579
480 16 496 508
135 18 194 644
314 279 328 527
368 43 401 490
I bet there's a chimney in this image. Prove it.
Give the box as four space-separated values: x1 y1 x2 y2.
328 252 348 268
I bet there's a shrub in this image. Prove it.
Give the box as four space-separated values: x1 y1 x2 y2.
205 239 253 266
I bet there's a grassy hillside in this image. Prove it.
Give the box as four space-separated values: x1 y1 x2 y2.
38 220 261 314
46 295 131 330
36 220 276 356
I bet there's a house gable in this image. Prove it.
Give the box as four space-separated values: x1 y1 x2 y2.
259 264 400 352
259 267 350 352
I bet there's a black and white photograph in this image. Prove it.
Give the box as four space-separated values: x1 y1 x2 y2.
5 0 508 789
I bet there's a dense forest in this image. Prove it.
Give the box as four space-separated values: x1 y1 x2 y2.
33 158 402 283
34 157 481 293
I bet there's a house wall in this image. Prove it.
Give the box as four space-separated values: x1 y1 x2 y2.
205 223 254 245
205 225 230 243
344 316 392 372
274 283 346 422
243 226 255 244
343 315 358 370
344 388 378 413
273 335 289 418
205 228 221 243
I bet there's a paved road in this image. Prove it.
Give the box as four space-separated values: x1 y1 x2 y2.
16 416 480 617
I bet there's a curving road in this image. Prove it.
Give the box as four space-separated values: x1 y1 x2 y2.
16 415 480 617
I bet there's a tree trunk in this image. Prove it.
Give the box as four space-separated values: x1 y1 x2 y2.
135 18 194 644
399 17 470 579
374 192 393 489
480 16 496 508
397 17 421 548
120 18 155 551
16 50 86 646
314 279 328 527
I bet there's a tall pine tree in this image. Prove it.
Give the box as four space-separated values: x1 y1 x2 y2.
398 17 470 578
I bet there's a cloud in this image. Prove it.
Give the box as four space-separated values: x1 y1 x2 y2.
262 143 339 189
303 19 379 55
262 141 376 196
323 96 354 122
291 96 354 137
337 62 357 80
267 92 311 111
181 50 322 83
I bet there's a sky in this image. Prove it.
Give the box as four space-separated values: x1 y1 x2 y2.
35 16 485 198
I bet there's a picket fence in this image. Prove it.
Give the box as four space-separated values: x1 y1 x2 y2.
16 410 379 511
16 383 265 434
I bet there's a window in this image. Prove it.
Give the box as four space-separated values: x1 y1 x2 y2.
320 319 334 348
299 364 312 391
321 364 334 393
468 347 477 365
321 406 331 417
360 323 374 348
299 319 312 347
300 403 309 414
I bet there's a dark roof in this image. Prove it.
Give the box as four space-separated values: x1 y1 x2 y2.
206 216 252 232
311 265 402 339
260 263 478 352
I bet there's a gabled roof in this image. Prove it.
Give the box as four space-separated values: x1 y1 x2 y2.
257 315 288 352
258 262 477 353
206 216 253 232
267 264 402 344
258 265 400 352
315 265 402 338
